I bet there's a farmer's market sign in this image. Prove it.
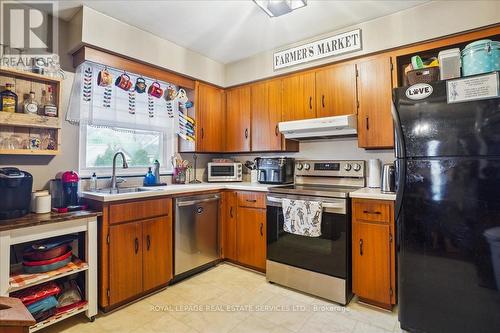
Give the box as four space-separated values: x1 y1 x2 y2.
273 29 362 70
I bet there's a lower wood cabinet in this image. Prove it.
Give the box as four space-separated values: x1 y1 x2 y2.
351 198 395 309
142 216 173 292
236 206 266 270
89 197 173 311
109 221 143 305
222 191 267 271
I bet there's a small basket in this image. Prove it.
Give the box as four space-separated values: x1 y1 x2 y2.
407 66 440 85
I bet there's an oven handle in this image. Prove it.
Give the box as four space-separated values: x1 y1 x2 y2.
266 196 346 214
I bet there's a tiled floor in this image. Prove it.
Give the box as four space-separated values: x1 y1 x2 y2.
41 263 403 333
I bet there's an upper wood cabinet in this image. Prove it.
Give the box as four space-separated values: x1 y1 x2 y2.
356 56 394 149
226 86 251 152
251 80 282 151
315 62 357 118
196 82 225 152
282 72 316 121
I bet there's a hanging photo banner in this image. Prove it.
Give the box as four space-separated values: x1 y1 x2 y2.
273 29 362 70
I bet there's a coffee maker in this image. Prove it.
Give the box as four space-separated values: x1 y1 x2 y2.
50 171 87 212
255 157 294 184
0 167 33 220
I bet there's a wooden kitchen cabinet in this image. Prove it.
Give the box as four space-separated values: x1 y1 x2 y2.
89 197 173 311
221 191 237 261
351 198 395 309
108 221 143 305
251 80 282 151
315 62 357 118
142 216 173 292
226 85 251 152
236 206 267 271
356 56 394 149
282 72 316 121
196 82 225 152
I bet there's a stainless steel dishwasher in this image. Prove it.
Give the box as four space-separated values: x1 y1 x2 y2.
174 193 220 277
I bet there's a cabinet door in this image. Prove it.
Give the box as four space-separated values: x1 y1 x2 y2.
357 56 394 148
315 63 357 118
236 207 266 270
109 222 143 305
143 215 173 291
226 86 251 152
221 191 237 261
251 80 282 151
352 220 391 305
282 72 316 121
197 82 225 152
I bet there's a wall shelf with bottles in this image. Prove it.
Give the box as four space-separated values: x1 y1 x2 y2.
0 67 61 155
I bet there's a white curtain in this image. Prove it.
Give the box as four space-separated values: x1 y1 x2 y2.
66 62 177 135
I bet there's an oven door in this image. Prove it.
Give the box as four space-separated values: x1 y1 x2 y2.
266 193 350 278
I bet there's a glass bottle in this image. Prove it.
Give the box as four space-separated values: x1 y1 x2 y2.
23 91 39 114
43 86 57 117
0 83 18 113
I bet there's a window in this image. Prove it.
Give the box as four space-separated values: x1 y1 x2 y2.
79 125 175 177
71 62 179 177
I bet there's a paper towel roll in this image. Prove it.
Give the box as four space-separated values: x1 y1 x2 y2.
367 159 381 188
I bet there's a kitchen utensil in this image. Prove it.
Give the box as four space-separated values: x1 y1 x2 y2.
462 39 500 76
97 68 112 87
23 244 71 261
115 73 133 91
381 163 395 193
367 159 381 188
134 77 147 93
148 81 163 98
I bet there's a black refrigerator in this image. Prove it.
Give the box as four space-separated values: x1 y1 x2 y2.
393 73 500 333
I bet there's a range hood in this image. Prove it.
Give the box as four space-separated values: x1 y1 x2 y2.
278 114 357 140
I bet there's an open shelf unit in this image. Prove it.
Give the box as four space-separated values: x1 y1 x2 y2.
0 216 97 332
0 67 62 155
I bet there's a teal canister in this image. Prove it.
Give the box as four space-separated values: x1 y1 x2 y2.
461 39 500 76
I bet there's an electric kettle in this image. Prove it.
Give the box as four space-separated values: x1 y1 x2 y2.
381 163 396 193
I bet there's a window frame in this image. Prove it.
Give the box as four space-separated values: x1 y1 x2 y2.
78 124 176 178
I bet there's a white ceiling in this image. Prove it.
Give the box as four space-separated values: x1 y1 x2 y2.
56 0 428 64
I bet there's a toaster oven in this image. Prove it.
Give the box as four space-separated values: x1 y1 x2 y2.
207 163 242 182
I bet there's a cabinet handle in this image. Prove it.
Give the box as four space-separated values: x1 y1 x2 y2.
359 239 363 256
309 96 313 110
134 237 139 254
246 199 257 203
201 128 204 139
146 235 151 251
321 95 325 108
230 206 233 218
245 128 249 139
366 116 369 130
275 125 279 136
363 210 382 215
260 223 263 236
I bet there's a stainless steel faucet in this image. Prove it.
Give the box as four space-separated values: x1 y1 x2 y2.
110 151 128 193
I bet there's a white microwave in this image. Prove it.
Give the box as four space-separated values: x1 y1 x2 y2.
207 163 242 182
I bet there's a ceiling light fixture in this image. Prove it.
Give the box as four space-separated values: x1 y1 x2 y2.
253 0 307 17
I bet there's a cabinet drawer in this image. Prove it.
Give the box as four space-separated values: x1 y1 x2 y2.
109 198 170 224
237 191 266 209
352 199 393 223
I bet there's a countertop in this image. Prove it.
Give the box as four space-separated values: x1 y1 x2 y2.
350 187 396 201
81 182 275 202
0 210 102 232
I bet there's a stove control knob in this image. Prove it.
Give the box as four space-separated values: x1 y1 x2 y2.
297 163 303 170
344 164 352 171
304 163 311 171
353 163 362 172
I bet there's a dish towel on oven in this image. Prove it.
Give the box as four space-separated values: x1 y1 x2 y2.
282 199 322 237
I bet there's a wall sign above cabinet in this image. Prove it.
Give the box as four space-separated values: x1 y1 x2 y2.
273 29 362 70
